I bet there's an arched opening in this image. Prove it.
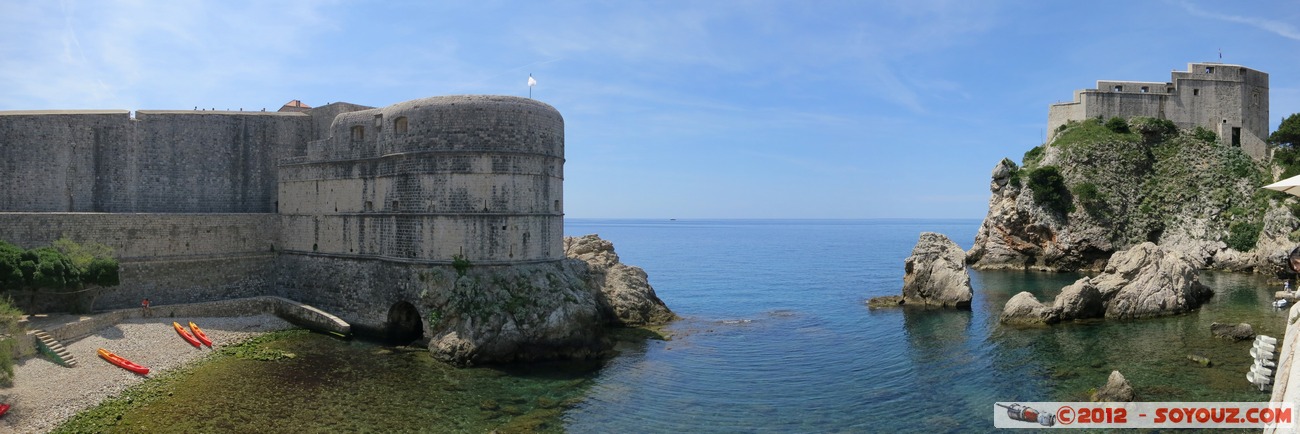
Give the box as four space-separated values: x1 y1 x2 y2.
386 301 424 344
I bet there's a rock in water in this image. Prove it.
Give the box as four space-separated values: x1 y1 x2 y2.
565 234 677 326
1094 242 1212 319
1052 280 1104 321
1091 370 1135 402
999 242 1210 326
1210 322 1255 341
427 235 675 366
1000 292 1057 325
901 232 974 309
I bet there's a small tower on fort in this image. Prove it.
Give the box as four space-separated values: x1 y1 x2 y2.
1047 63 1269 159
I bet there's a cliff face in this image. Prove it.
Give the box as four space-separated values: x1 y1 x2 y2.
968 117 1299 273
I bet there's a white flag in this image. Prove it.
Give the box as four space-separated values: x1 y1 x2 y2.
528 76 537 87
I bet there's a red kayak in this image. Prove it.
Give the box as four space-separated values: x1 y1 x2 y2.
0 402 9 418
98 348 150 375
189 321 213 348
174 322 202 348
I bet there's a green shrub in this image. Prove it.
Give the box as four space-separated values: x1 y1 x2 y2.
1023 145 1045 168
1026 166 1074 216
1072 182 1108 219
1 239 120 291
1131 117 1177 142
1274 145 1300 180
1226 220 1263 252
0 296 23 384
1193 126 1218 143
452 254 472 277
1105 117 1130 134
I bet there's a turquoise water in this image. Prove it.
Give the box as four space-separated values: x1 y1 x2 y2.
561 219 1289 433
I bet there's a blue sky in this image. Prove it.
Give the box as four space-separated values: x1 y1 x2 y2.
2 1 1299 219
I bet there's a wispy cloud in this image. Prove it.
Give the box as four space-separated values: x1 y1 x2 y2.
0 1 338 110
1178 1 1300 41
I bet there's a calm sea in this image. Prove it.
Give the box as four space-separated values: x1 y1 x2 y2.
64 219 1289 433
561 219 1288 433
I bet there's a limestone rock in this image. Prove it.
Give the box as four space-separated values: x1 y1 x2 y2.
999 292 1057 325
565 234 676 326
1091 370 1135 402
1210 322 1255 341
1001 242 1211 327
969 125 1292 273
901 232 973 309
1052 279 1104 321
1094 242 1212 319
426 263 609 366
424 235 675 366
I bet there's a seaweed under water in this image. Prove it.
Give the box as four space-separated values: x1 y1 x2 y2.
52 329 601 433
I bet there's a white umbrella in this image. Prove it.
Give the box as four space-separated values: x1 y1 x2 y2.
1264 174 1300 197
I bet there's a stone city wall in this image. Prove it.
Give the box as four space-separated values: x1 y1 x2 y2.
0 110 311 214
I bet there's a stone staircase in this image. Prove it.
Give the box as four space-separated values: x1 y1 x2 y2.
32 330 77 367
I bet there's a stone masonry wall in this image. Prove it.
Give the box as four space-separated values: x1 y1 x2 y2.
279 95 565 264
1045 63 1269 158
0 213 278 312
0 110 311 214
0 111 130 212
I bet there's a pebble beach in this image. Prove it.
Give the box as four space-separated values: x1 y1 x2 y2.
0 314 294 434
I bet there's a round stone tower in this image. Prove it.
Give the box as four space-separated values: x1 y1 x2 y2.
278 95 564 263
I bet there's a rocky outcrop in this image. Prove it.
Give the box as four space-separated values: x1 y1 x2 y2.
1093 242 1211 319
1091 370 1135 402
1000 242 1211 324
565 234 676 326
969 119 1299 273
1210 322 1256 341
426 235 674 366
967 159 1113 272
882 232 973 309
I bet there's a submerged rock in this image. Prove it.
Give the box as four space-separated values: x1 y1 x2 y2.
900 232 973 309
999 292 1056 325
1092 371 1135 402
1187 354 1213 367
1210 322 1255 341
866 295 904 308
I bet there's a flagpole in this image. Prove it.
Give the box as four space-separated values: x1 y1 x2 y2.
529 73 533 99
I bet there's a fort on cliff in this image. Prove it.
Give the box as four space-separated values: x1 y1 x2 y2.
0 95 565 339
1048 62 1269 159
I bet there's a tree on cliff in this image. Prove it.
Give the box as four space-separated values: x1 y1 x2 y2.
1270 113 1300 179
